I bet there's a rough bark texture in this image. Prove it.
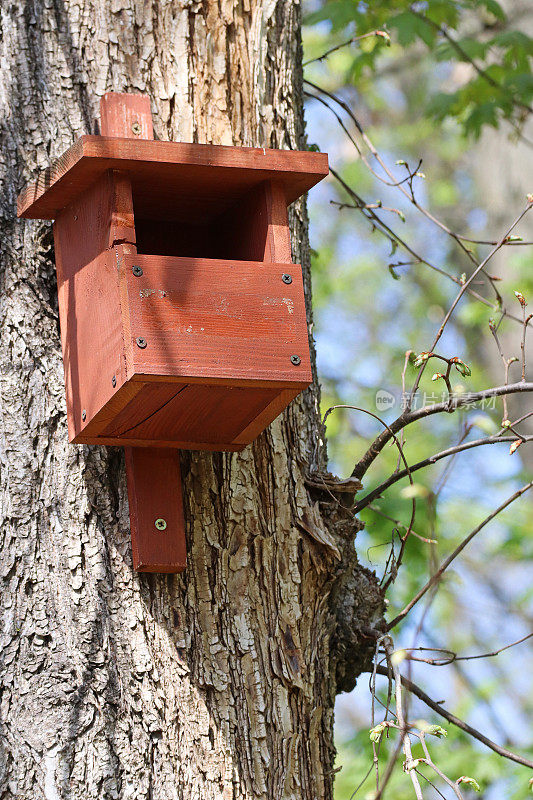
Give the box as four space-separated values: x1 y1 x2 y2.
0 2 383 798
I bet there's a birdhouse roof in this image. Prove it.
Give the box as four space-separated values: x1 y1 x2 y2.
17 136 329 221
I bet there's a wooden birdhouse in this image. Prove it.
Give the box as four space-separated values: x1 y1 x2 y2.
17 92 328 572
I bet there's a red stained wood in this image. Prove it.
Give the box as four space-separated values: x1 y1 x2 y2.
100 92 154 140
101 94 188 575
18 91 327 572
265 181 292 263
73 379 305 450
103 382 282 444
121 254 311 384
125 447 186 573
53 182 131 441
59 249 310 448
17 135 329 221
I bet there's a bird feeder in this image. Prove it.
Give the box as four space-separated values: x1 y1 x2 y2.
17 92 328 573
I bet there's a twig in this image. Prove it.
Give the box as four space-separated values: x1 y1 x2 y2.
373 638 425 800
322 404 417 589
303 30 388 67
351 381 533 481
367 504 437 544
373 665 533 770
403 631 533 665
409 202 533 406
327 167 527 326
387 480 533 629
305 78 506 303
353 434 533 514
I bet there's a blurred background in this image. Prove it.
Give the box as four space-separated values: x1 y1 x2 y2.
301 1 533 797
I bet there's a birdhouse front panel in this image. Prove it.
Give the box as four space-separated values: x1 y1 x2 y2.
71 249 311 449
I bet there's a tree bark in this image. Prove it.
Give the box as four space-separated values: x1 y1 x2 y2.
0 2 383 798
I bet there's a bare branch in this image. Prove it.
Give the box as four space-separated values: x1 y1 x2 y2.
302 30 389 67
327 166 519 325
353 434 533 514
373 665 533 770
387 480 533 629
409 202 533 406
351 381 533 481
305 78 517 308
322 404 418 588
404 631 533 665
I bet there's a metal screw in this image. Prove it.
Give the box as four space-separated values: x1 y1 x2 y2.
81 409 87 421
136 337 147 349
111 375 117 388
155 518 167 531
282 273 293 284
131 121 142 135
132 265 143 277
290 354 301 366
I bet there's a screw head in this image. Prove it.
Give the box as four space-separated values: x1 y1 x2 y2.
81 409 87 421
131 121 142 135
282 273 293 285
154 518 167 531
111 375 117 388
290 354 301 366
136 337 147 349
132 265 143 277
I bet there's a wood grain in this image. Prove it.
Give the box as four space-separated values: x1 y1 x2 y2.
100 92 154 140
102 382 281 447
54 219 128 442
125 447 186 573
122 254 312 385
17 135 329 220
264 180 292 263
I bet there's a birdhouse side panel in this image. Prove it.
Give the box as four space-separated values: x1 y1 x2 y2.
53 249 128 441
53 172 135 441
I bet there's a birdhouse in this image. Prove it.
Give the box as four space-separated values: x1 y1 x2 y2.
17 92 328 572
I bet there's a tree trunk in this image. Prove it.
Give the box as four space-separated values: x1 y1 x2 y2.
0 2 383 798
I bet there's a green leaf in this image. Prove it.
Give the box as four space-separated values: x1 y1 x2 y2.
474 0 506 21
457 775 481 792
464 102 499 138
389 11 437 48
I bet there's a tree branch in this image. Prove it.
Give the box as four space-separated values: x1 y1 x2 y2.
387 480 533 629
354 434 533 514
373 665 533 770
351 382 533 480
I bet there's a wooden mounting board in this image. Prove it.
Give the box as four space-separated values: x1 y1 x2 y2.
125 447 186 572
17 136 329 220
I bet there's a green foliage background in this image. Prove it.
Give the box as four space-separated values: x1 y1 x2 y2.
302 1 533 797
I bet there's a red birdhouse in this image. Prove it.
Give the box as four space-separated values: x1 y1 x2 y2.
18 92 328 572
